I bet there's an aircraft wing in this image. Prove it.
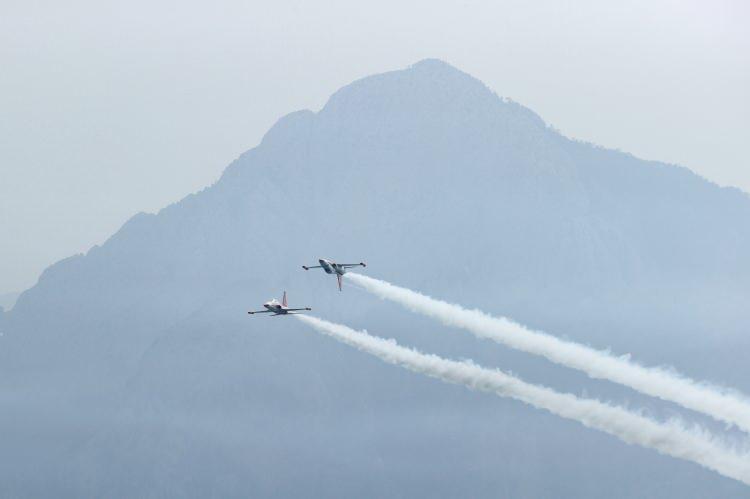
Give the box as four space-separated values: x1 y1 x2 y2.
302 265 323 270
285 307 312 312
248 310 272 315
340 262 366 268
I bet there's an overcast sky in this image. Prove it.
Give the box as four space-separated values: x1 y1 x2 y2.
1 0 748 294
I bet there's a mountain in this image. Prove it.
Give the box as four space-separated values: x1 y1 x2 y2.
2 59 749 498
0 291 18 312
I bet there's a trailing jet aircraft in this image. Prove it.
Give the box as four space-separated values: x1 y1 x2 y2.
247 291 311 315
302 259 366 291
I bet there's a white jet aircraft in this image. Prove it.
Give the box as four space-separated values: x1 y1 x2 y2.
302 258 366 291
247 291 311 316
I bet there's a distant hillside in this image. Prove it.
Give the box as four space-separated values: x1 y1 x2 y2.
0 291 18 312
1 59 748 498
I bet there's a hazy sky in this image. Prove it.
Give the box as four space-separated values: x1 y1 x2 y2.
1 0 748 293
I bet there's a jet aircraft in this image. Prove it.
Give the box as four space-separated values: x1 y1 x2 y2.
247 291 311 315
302 259 366 291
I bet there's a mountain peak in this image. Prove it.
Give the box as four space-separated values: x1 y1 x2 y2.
321 58 493 111
316 59 546 138
409 57 461 72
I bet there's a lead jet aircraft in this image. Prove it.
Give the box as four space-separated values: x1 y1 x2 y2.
247 291 311 316
302 258 366 291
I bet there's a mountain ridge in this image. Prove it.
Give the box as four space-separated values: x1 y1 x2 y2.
2 59 749 498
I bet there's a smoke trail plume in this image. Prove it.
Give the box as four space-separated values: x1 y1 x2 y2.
295 314 750 486
347 273 750 434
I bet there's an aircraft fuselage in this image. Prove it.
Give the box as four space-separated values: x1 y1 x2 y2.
263 300 287 314
248 292 310 315
302 258 366 291
320 259 345 275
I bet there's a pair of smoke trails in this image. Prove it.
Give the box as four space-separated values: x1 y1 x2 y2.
295 314 750 486
347 273 750 435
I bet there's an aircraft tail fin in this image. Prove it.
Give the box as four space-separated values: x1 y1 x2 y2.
337 274 343 291
282 291 288 307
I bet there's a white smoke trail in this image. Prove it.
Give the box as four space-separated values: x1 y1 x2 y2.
295 314 750 486
347 273 750 434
